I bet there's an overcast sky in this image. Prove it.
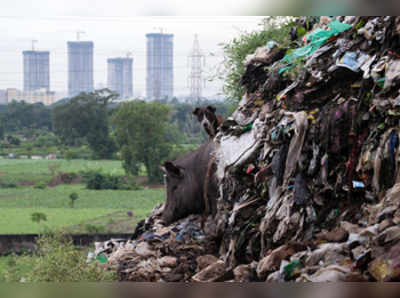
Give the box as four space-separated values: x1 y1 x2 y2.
0 1 265 98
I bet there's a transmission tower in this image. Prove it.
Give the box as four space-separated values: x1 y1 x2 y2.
76 30 85 41
188 34 205 103
31 40 38 51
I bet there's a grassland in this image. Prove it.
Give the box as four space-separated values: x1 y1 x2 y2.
0 159 165 234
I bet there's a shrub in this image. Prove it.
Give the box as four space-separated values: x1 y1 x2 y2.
34 182 47 189
30 212 47 224
82 170 140 190
0 181 17 188
4 233 116 282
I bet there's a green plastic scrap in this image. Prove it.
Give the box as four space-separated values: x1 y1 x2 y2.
284 260 302 280
378 123 385 130
278 65 294 75
96 253 108 264
280 20 353 73
377 77 385 87
242 123 253 132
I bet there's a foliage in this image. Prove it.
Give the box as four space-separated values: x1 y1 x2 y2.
0 101 52 134
6 135 20 146
33 131 59 148
69 192 79 208
31 212 47 224
167 144 198 162
168 100 234 145
64 149 74 161
112 100 178 184
34 182 47 189
219 17 295 103
84 170 140 191
52 89 117 159
5 233 116 282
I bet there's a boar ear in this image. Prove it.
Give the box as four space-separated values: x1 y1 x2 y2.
163 161 184 179
192 107 200 116
207 105 216 113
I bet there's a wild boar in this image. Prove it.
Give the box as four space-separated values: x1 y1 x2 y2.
161 140 218 225
192 106 224 139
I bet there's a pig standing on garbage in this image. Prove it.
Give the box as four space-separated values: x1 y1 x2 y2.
161 140 218 225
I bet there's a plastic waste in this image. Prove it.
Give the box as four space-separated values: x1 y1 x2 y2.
281 20 352 65
336 51 370 72
96 253 108 264
86 251 95 264
352 181 365 188
283 260 302 280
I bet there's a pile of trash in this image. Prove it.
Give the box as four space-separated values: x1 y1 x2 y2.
96 16 400 282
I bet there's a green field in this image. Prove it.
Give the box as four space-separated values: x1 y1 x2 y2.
0 159 126 185
0 159 165 234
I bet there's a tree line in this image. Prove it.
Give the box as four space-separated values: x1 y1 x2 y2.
0 90 233 183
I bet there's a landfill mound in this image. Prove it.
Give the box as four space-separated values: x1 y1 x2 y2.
97 16 400 282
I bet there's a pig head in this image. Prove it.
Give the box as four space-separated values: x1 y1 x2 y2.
161 140 218 225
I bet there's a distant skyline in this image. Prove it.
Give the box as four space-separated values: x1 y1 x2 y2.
0 12 264 98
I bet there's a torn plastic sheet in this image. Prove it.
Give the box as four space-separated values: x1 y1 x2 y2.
216 119 264 179
282 20 352 65
283 112 309 186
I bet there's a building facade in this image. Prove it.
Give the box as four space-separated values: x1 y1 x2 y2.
107 57 133 99
6 88 55 105
0 89 7 104
146 33 173 101
67 41 94 97
23 51 50 92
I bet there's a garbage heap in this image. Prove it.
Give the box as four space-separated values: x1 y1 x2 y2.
100 16 400 282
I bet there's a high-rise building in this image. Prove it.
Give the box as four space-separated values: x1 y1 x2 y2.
23 51 50 92
107 57 133 99
0 89 7 104
146 33 173 101
67 41 94 97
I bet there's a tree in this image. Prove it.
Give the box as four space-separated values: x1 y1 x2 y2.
31 212 47 225
52 89 117 159
112 100 177 184
69 192 79 208
0 101 52 134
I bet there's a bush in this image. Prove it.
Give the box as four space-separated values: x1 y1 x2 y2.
34 182 47 189
4 233 116 282
219 17 295 102
81 169 140 190
0 181 17 188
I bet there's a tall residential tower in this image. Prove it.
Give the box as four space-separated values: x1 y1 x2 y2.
67 41 94 97
107 57 133 99
23 51 50 92
146 33 173 101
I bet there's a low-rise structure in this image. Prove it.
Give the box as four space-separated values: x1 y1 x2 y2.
6 88 56 105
